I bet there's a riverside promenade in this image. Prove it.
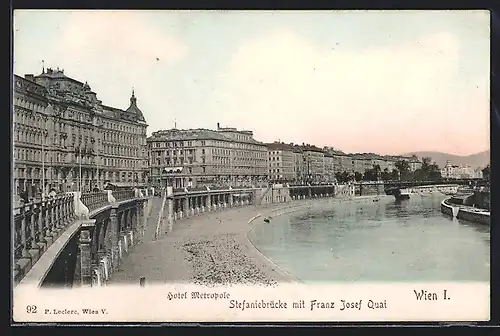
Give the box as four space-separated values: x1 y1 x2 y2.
110 194 383 286
109 200 325 286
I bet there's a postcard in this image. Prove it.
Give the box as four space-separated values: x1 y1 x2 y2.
12 9 490 323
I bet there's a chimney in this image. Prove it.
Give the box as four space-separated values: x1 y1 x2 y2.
217 122 220 129
24 74 35 82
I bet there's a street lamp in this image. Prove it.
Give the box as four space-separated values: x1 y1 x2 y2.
90 137 97 191
41 131 46 200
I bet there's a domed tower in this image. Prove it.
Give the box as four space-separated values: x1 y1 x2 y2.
126 89 146 122
83 81 98 103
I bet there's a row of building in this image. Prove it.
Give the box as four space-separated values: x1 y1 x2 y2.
440 161 483 180
146 125 425 188
18 68 479 197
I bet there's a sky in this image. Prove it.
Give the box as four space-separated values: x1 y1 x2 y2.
13 10 490 156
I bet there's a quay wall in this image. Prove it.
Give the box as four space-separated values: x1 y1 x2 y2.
440 197 490 226
457 208 490 225
440 199 458 218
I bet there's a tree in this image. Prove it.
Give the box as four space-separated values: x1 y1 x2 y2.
427 162 441 180
381 168 391 181
421 157 432 169
395 160 411 181
363 169 373 181
390 169 399 180
362 164 381 181
335 171 352 183
372 164 381 180
354 171 363 182
482 165 490 181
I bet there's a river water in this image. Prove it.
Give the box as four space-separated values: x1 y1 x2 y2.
248 194 490 283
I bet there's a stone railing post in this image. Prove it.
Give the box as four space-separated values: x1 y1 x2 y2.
70 191 90 219
107 190 116 203
20 204 32 260
29 203 38 252
205 195 211 212
183 197 189 218
166 187 174 232
37 201 47 251
79 219 96 287
121 210 130 255
134 201 143 243
109 205 120 270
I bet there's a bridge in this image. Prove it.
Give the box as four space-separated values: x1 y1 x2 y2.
13 179 481 288
14 183 359 288
382 178 480 189
13 188 158 288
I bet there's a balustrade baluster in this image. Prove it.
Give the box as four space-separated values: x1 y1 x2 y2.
29 203 38 250
38 201 46 246
14 212 22 272
69 196 74 221
21 204 30 259
70 198 75 220
61 197 68 225
58 198 64 228
52 198 59 231
44 200 53 238
50 200 58 237
15 206 25 260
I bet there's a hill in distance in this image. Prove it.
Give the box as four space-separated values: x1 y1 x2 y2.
401 150 490 169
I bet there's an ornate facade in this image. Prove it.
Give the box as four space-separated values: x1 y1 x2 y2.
147 123 268 189
13 68 148 199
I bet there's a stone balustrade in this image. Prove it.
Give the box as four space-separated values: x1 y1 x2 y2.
81 192 109 212
13 195 76 283
113 190 136 202
14 188 153 287
152 184 357 240
75 199 147 288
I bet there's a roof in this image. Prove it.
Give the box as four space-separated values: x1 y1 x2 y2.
148 128 266 146
302 145 324 153
266 142 294 151
14 75 48 98
126 91 146 122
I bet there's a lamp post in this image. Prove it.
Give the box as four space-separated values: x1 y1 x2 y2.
91 137 96 191
74 146 83 193
41 131 46 200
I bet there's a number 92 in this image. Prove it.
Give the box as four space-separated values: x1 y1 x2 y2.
26 305 37 313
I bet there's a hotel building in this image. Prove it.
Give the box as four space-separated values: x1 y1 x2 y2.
147 124 268 188
13 67 148 199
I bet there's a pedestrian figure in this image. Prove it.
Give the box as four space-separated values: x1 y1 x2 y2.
140 277 146 287
219 219 223 225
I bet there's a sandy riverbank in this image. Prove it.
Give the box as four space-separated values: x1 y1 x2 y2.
110 195 383 286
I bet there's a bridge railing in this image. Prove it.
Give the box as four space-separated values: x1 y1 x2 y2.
113 189 136 202
81 192 109 212
13 195 76 283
